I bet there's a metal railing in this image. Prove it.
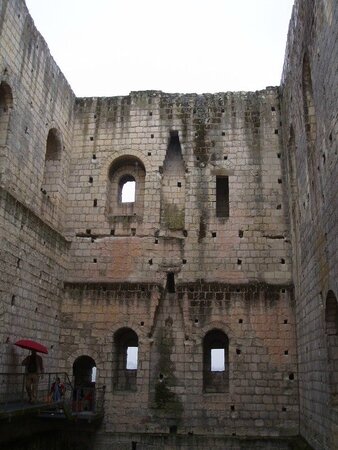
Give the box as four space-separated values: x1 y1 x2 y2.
0 372 105 418
71 385 105 414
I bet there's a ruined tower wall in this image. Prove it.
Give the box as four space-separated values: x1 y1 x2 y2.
60 89 300 439
66 90 291 286
0 0 75 227
280 0 338 449
61 282 298 440
0 0 73 368
1 0 336 448
0 190 70 370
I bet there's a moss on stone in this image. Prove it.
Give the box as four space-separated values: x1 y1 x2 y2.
153 327 183 418
162 204 184 230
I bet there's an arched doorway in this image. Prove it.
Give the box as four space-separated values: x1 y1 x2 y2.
73 355 96 411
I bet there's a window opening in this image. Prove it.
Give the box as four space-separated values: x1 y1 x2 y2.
42 128 62 196
166 272 175 293
121 178 136 203
91 366 97 382
46 129 61 161
216 176 229 217
126 346 138 370
114 328 138 391
211 348 225 372
203 329 229 393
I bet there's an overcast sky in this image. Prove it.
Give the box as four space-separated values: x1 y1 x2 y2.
25 0 294 97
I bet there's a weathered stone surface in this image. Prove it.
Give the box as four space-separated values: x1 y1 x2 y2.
0 0 336 449
280 1 338 449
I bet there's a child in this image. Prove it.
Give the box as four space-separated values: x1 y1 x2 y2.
50 377 65 402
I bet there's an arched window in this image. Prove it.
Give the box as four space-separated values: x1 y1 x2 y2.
113 327 138 391
325 291 338 405
119 175 136 203
0 81 13 147
107 156 145 217
203 329 229 393
42 128 62 197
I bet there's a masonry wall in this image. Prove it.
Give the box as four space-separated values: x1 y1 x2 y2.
0 0 74 369
1 0 337 449
66 90 291 285
0 0 75 229
61 282 298 439
0 188 69 371
60 88 300 440
280 0 338 449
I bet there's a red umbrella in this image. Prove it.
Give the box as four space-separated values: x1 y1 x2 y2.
15 339 48 354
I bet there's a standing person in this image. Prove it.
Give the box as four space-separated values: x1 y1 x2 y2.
22 350 44 403
50 377 65 402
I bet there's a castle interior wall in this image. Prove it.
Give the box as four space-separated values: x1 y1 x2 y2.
0 0 74 368
0 0 337 449
281 0 338 449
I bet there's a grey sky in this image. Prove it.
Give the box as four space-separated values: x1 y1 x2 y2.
25 0 294 97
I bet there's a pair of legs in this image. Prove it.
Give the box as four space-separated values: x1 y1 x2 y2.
25 373 39 402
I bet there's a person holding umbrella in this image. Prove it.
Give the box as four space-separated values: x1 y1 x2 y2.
15 339 48 403
22 349 44 403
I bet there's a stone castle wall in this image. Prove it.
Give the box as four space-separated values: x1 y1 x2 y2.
0 188 69 371
67 90 291 285
280 0 338 449
0 0 336 449
0 0 73 367
61 282 298 438
0 0 75 229
61 87 298 439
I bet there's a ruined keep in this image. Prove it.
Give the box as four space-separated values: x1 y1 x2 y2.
0 0 336 449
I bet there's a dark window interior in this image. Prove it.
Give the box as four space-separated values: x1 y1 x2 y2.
216 176 229 218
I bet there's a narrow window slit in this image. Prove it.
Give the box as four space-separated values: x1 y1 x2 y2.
216 176 229 218
166 272 175 293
